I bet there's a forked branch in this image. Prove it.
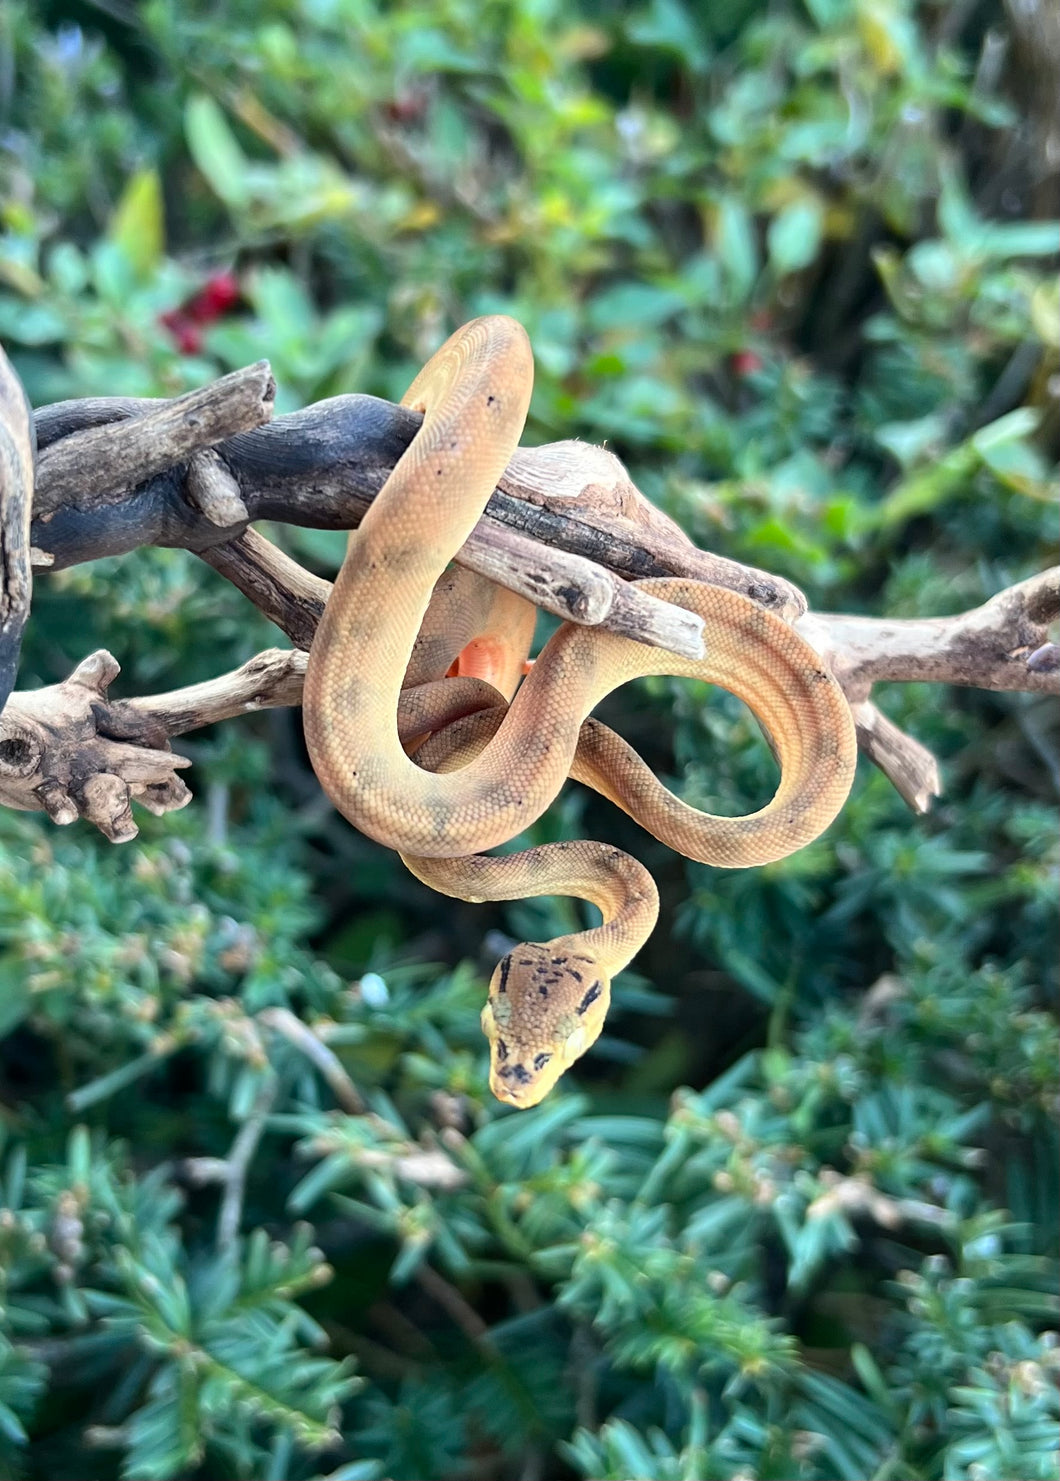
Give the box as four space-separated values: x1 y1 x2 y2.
2 358 1056 840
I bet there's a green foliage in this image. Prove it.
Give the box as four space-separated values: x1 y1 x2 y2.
0 0 1056 1476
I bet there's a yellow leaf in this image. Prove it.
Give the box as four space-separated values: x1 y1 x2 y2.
1030 281 1060 349
108 167 164 277
399 200 442 232
558 25 610 60
856 0 911 76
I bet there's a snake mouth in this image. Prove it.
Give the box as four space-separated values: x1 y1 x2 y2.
490 1069 546 1109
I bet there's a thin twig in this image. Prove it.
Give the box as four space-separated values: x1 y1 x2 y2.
258 1006 366 1113
110 646 309 738
201 522 706 659
414 1262 494 1349
217 1077 278 1251
850 701 942 815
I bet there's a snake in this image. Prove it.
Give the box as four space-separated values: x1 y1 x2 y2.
303 316 857 1107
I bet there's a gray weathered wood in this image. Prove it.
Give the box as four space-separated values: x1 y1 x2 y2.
31 380 805 626
34 361 275 516
0 345 35 712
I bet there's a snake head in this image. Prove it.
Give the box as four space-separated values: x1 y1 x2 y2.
480 944 612 1108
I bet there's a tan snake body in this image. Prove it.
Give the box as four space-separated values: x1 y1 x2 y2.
304 317 857 1106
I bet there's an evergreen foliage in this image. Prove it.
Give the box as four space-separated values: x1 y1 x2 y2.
0 1 1055 1475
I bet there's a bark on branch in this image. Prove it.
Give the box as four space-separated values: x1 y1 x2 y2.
0 344 35 712
33 361 275 517
797 569 1060 701
797 570 1060 811
31 380 805 635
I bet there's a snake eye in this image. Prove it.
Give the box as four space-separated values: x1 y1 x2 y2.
577 980 603 1016
532 1051 552 1071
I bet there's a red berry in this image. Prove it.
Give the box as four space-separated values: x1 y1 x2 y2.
730 349 762 377
159 310 203 354
189 271 241 322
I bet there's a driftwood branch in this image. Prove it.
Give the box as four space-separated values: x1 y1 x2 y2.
200 522 706 660
0 651 191 841
4 555 1054 838
31 381 804 626
33 362 275 517
798 570 1060 811
1 360 1054 838
849 702 943 815
0 344 35 712
798 569 1060 701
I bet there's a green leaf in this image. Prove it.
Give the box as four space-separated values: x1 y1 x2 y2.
714 196 758 302
973 220 1060 260
937 160 981 250
972 410 1053 498
874 411 950 468
587 281 687 331
626 0 711 72
0 298 66 345
767 199 824 275
939 162 1060 259
185 95 250 208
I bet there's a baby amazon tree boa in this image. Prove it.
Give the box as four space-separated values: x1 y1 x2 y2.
303 317 856 1106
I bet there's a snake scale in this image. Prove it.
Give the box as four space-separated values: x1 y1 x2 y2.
304 316 857 1106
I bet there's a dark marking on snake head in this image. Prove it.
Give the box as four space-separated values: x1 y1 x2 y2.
538 984 549 998
497 956 511 995
496 1038 509 1061
577 981 603 1016
500 1062 532 1085
486 394 496 406
533 1052 553 1072
574 955 594 964
551 957 566 966
569 969 583 984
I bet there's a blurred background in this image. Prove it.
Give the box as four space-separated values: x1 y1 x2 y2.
0 1 1057 1477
